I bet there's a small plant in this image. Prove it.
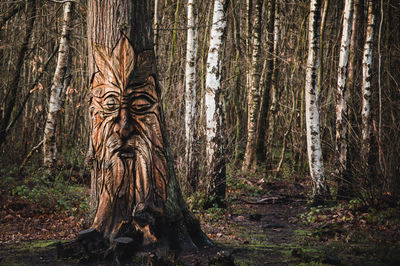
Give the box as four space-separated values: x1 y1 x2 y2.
2 165 89 216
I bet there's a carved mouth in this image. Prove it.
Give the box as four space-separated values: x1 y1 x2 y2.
119 152 134 158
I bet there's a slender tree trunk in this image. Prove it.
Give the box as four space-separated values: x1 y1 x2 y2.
255 0 275 167
199 4 213 126
266 1 280 169
361 0 375 173
245 0 253 97
43 1 74 171
305 0 330 203
335 0 354 198
86 0 211 250
242 0 263 172
0 1 36 147
318 0 329 95
154 0 159 56
205 0 227 208
185 0 199 192
231 0 243 166
347 0 364 179
165 0 181 102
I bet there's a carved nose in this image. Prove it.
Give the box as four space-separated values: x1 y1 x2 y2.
115 108 133 139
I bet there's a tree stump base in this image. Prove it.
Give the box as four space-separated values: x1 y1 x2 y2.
56 228 231 265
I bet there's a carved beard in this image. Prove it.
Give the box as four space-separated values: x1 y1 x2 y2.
92 121 159 235
89 36 168 239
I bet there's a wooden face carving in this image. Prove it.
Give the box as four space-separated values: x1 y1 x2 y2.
89 36 168 238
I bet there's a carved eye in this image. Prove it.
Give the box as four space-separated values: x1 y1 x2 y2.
132 97 153 112
103 96 119 111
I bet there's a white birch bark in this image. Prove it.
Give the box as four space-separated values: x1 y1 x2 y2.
204 0 227 204
185 0 198 188
335 0 354 180
361 0 375 163
205 0 226 165
305 0 329 200
43 2 73 169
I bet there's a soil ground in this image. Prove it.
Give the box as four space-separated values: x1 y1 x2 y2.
1 177 400 265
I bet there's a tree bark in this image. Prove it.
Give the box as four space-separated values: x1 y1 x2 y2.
347 0 364 188
185 0 199 192
266 1 280 169
231 0 243 167
361 0 375 173
242 0 263 172
86 0 211 250
335 0 354 198
154 0 159 56
43 1 74 171
0 1 36 147
255 0 275 168
205 0 227 208
305 0 330 203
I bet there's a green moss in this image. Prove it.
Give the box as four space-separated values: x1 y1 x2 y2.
293 228 312 237
6 240 58 253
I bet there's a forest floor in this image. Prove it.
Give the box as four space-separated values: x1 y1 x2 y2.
0 169 400 265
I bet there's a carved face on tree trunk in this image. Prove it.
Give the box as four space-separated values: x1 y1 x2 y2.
88 36 168 240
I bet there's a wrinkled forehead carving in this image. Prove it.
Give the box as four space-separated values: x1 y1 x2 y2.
90 35 156 99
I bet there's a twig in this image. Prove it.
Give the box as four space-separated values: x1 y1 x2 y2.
19 140 44 172
372 119 386 175
232 196 281 205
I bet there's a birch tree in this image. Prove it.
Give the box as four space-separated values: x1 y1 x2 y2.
242 0 263 172
267 1 280 166
205 0 227 207
335 0 354 197
43 1 73 171
305 0 330 203
185 0 199 191
361 0 375 170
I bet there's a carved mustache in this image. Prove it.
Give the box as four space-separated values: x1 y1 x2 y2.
104 129 150 160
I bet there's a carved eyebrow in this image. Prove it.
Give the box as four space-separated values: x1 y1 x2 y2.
129 82 147 88
92 84 121 98
129 91 157 102
103 91 120 99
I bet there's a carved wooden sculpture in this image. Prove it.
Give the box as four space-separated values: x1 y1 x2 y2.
85 1 210 251
89 36 167 241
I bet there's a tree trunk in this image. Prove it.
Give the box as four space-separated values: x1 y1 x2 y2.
266 1 280 169
242 0 263 172
231 0 243 167
185 0 199 192
154 0 159 56
255 0 275 168
43 1 74 171
305 0 330 203
0 1 36 147
361 0 375 173
245 0 253 99
205 0 227 208
86 0 211 250
335 0 354 199
346 0 364 194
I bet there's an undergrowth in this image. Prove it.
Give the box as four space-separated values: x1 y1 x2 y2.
0 164 89 217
